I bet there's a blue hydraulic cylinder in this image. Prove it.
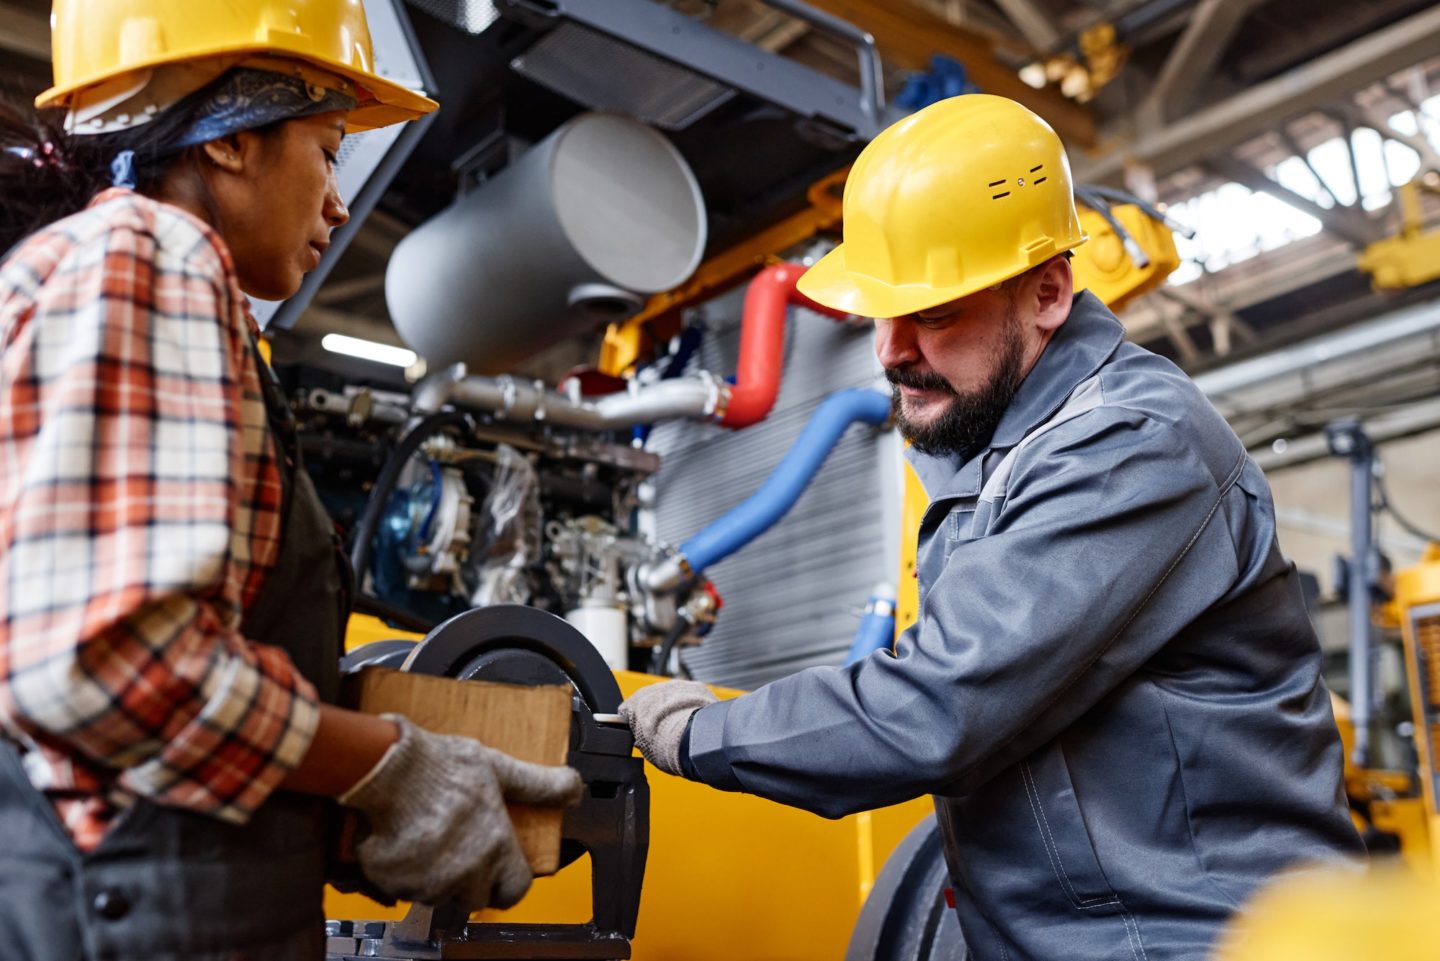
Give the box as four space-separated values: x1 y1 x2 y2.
679 387 892 575
845 583 898 666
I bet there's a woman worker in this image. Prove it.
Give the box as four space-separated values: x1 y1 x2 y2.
0 2 582 957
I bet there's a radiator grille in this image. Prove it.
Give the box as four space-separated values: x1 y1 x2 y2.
405 0 500 34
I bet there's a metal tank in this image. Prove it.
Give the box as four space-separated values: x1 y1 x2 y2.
386 111 707 374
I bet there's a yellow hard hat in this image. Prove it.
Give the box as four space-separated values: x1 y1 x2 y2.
798 94 1086 319
37 0 437 132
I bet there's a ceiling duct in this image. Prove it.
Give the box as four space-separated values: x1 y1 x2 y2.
387 112 708 373
511 21 736 131
494 0 892 142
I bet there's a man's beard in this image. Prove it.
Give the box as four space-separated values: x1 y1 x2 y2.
885 306 1026 459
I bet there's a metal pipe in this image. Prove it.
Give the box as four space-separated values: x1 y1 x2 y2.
1347 445 1375 768
724 262 853 429
411 264 862 435
1253 396 1440 471
1192 297 1440 404
412 364 728 431
844 582 897 666
593 377 725 426
1327 419 1376 768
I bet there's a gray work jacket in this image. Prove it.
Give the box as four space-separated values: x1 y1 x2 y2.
687 291 1364 961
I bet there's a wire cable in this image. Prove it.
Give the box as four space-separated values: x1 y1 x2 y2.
1080 183 1197 238
1074 184 1150 268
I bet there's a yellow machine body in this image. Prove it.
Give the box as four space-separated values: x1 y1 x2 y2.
1071 203 1182 312
1358 229 1440 290
1358 178 1440 291
1388 543 1440 874
1331 693 1432 874
326 619 933 958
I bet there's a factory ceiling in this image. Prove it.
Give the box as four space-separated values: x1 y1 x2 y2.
2 0 1439 434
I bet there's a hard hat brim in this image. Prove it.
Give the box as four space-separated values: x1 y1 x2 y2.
797 243 990 320
798 235 1089 320
37 44 438 133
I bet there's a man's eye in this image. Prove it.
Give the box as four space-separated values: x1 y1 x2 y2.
323 149 338 165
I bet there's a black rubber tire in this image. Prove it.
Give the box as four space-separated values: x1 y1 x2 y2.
846 815 969 961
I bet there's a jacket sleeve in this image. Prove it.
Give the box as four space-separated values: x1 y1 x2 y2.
0 216 319 825
687 407 1245 818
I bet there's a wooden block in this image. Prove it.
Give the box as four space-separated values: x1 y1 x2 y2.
340 667 573 875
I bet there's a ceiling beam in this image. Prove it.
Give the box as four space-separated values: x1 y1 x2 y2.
1143 0 1266 125
1078 3 1440 183
1205 154 1381 247
802 0 1097 147
991 0 1062 54
1335 98 1440 175
0 3 50 61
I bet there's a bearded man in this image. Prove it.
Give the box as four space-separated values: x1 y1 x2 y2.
620 94 1364 961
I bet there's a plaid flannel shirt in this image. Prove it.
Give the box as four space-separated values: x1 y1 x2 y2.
0 189 320 850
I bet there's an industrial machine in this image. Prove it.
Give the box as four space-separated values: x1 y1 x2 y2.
1325 420 1437 873
269 3 1210 957
306 251 930 957
1357 170 1440 291
249 1 928 950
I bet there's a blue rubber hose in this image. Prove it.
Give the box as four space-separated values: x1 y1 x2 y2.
845 583 898 665
679 388 891 574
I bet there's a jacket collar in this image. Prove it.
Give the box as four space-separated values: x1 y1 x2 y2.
905 290 1125 501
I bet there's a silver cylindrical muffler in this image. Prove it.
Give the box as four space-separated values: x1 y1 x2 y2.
386 111 707 374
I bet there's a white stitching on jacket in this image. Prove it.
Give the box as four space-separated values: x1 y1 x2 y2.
1019 761 1118 908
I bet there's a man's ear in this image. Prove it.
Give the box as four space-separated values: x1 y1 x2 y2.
198 133 247 174
1031 254 1074 333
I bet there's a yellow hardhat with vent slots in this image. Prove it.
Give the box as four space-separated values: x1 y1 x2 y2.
798 94 1087 319
37 0 437 132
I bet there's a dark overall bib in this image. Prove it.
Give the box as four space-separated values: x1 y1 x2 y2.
0 341 351 960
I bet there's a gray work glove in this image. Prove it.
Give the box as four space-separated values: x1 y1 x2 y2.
618 680 717 777
339 714 583 911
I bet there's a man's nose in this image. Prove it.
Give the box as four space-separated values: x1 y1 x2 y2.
874 316 919 369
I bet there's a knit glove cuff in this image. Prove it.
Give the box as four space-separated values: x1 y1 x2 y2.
619 680 718 776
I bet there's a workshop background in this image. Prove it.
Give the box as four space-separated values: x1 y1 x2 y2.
4 1 1439 959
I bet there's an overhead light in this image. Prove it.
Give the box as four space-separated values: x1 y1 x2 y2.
321 333 418 368
1019 63 1047 89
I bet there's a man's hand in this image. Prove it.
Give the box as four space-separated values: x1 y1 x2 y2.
339 714 583 911
619 680 717 776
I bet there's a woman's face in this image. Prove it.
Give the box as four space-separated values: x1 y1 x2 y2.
204 111 350 301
